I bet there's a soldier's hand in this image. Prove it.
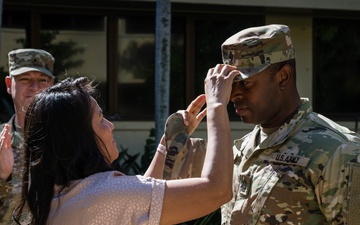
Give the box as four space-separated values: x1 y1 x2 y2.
205 64 239 106
0 124 14 181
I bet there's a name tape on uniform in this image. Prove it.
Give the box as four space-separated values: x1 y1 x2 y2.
268 153 310 167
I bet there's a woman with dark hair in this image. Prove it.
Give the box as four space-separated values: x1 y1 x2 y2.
11 64 238 225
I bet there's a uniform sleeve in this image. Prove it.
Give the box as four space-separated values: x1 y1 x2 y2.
316 143 360 225
0 179 13 223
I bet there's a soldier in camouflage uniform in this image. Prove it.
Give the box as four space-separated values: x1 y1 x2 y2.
0 49 55 224
219 24 360 224
163 24 360 224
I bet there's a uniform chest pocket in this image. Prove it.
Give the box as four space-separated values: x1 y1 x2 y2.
237 164 281 199
236 153 310 207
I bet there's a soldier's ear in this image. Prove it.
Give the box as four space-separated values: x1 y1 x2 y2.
277 64 293 90
5 76 12 94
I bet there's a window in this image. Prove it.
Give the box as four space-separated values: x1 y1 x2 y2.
313 18 360 120
0 10 29 122
116 16 186 120
0 4 263 122
41 13 107 109
0 11 107 123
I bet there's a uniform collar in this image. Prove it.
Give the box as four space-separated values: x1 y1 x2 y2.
234 98 312 159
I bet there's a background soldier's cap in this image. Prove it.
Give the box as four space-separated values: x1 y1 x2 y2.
8 48 55 78
221 24 295 82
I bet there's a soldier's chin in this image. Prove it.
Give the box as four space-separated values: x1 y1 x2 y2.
238 115 251 124
23 98 35 108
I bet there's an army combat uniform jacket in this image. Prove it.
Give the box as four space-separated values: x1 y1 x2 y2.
221 99 360 225
0 116 26 225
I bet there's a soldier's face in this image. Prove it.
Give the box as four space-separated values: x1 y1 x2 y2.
5 71 54 114
229 69 284 128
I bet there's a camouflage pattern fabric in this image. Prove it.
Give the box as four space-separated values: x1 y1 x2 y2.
221 24 295 81
176 138 207 179
221 98 360 225
0 116 27 225
163 113 207 180
163 113 188 180
8 48 55 78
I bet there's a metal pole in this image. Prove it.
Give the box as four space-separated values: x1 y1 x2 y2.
154 0 171 145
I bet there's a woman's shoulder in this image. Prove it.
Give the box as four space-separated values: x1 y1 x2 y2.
86 171 165 188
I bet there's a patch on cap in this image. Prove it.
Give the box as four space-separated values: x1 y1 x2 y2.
8 48 55 78
221 24 295 81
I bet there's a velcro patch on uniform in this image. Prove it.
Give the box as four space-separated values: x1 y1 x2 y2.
268 153 310 167
348 163 360 225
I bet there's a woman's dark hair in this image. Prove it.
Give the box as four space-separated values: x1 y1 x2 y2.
13 77 112 225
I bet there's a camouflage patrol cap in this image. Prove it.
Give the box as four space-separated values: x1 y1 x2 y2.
8 48 55 78
222 24 295 81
